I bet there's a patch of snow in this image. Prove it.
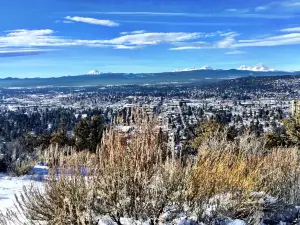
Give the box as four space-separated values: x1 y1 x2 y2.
199 66 213 70
227 219 246 225
0 164 48 213
0 174 44 213
87 70 101 75
250 191 277 204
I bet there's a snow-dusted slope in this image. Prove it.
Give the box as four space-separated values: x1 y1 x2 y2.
238 65 252 71
0 165 48 213
87 70 101 75
0 174 41 212
238 64 276 72
174 66 214 72
199 66 214 70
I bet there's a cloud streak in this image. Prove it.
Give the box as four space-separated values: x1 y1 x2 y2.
0 49 49 57
120 30 146 35
91 11 295 19
255 0 300 11
169 31 300 50
2 28 300 53
65 16 119 26
225 50 246 55
235 33 300 47
0 29 206 50
118 20 247 26
280 27 300 32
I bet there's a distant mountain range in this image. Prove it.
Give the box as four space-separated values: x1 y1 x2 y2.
238 64 276 72
174 66 214 72
0 67 299 87
175 64 279 72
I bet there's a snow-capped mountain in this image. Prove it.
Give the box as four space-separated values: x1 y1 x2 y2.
200 66 213 70
252 64 276 72
238 65 252 71
87 70 101 75
238 64 276 72
174 66 214 72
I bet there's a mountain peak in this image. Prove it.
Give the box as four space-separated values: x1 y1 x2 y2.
174 66 214 72
238 64 276 72
200 66 213 70
87 70 101 75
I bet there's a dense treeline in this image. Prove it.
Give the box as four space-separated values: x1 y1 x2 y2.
0 108 106 142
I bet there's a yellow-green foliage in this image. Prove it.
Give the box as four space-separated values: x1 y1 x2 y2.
187 151 260 202
10 160 35 176
191 120 223 149
283 118 300 145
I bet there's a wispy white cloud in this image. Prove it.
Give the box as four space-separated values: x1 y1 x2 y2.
93 11 295 19
101 32 202 46
235 33 300 47
118 20 247 26
6 29 54 36
225 50 246 55
55 20 74 24
0 48 50 57
0 29 69 48
220 32 240 37
64 16 119 26
255 0 300 11
216 32 239 48
120 30 146 35
169 30 300 50
113 45 142 49
63 20 74 24
224 8 250 13
0 29 205 50
3 28 300 54
169 46 203 50
280 27 300 32
217 38 236 48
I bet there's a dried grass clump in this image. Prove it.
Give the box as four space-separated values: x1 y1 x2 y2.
186 149 261 220
93 116 186 224
259 148 300 204
1 110 186 225
3 114 300 224
187 130 300 222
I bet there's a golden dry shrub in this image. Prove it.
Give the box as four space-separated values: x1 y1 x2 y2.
1 110 186 225
258 148 300 204
4 112 300 224
186 130 300 222
93 113 186 224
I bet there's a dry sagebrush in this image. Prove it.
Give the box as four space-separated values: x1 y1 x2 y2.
3 117 300 224
93 122 186 224
0 111 187 225
186 131 300 222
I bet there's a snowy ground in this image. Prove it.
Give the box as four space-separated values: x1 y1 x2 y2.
0 164 48 213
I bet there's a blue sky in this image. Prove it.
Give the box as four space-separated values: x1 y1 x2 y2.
0 0 300 78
